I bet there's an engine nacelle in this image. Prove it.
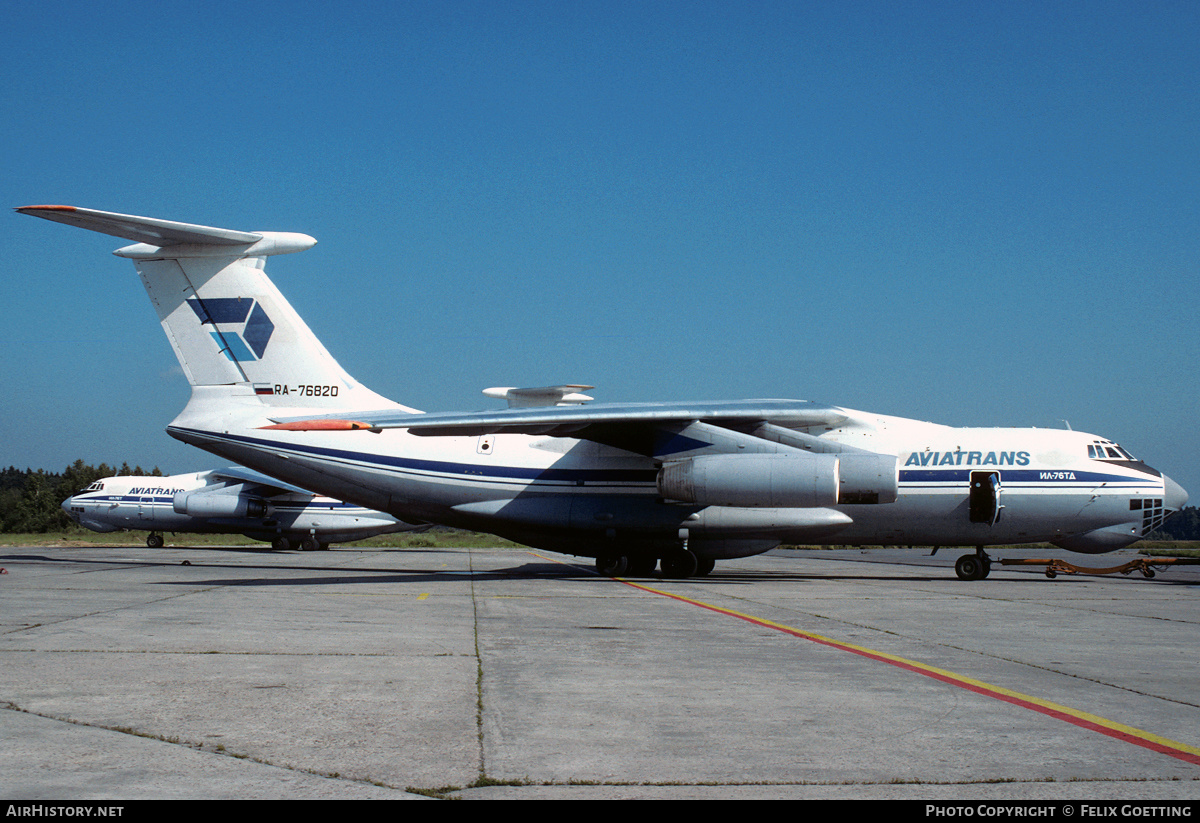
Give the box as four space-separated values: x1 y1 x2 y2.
835 453 899 504
173 490 271 519
658 453 841 508
658 452 898 508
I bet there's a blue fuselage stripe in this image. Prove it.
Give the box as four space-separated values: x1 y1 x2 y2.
171 427 660 485
899 469 1158 485
172 428 1163 493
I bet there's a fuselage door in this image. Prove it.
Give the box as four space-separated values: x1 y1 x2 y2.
969 471 1003 525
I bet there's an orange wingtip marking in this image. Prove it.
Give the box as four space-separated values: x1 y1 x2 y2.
260 420 375 431
17 205 77 211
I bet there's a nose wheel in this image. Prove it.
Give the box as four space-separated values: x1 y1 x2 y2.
955 548 992 581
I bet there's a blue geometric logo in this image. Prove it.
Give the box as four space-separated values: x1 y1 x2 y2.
187 297 275 362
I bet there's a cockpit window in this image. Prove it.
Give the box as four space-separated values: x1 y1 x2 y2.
1088 441 1137 461
84 481 104 491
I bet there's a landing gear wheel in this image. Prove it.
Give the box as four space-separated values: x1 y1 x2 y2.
694 556 716 576
146 533 163 549
596 554 629 576
661 550 699 579
300 536 320 552
627 556 658 576
955 554 984 581
272 537 291 551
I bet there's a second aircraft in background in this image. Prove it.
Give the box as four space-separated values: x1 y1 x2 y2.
62 467 425 550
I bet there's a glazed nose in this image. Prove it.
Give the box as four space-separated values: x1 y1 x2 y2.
1163 475 1188 512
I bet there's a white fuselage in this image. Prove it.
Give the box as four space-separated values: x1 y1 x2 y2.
165 400 1180 559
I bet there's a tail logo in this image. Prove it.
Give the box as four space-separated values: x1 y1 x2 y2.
186 297 275 362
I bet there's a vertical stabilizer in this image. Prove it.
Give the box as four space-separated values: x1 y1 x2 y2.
18 206 411 415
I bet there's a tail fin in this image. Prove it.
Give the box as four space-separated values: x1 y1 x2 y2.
18 206 409 415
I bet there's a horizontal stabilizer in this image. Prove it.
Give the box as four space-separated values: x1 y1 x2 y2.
16 205 316 258
18 205 261 246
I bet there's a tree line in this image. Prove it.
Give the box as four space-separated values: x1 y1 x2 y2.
1 459 1197 539
0 461 162 533
1153 506 1200 541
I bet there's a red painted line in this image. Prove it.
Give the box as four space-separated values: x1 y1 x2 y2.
614 576 1200 767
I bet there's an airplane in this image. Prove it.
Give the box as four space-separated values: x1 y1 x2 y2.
19 205 1188 580
61 466 425 550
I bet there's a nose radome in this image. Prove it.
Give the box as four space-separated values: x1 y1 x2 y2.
1163 475 1188 511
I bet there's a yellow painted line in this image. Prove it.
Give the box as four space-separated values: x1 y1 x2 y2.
590 566 1200 767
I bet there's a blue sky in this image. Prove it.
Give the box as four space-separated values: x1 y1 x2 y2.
3 0 1198 499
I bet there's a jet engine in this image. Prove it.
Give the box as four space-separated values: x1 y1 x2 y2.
173 490 271 519
835 452 899 504
658 454 839 508
657 452 897 508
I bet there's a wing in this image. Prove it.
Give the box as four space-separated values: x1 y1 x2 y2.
203 466 322 498
261 399 852 457
263 399 847 435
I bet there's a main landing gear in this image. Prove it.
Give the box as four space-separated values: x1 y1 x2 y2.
146 533 164 548
595 549 715 579
270 536 329 551
954 546 992 581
